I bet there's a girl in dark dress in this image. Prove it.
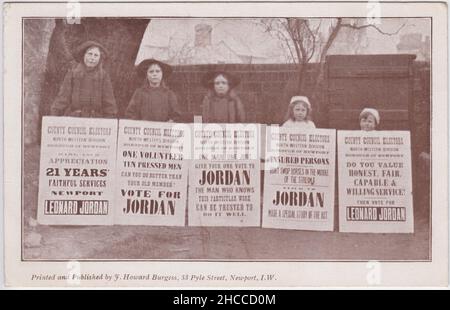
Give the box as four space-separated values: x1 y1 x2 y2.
125 59 181 122
50 40 117 118
201 71 245 123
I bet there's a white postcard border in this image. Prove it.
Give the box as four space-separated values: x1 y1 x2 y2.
3 1 448 287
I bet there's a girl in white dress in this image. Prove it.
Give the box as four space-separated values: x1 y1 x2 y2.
282 96 316 129
359 108 380 131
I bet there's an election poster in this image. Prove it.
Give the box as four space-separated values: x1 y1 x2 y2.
262 127 336 231
37 116 118 225
114 120 190 226
188 123 261 227
338 131 414 233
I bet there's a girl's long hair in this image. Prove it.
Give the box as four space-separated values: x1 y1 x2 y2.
81 46 105 68
142 64 171 89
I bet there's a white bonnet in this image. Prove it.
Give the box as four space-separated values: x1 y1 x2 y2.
290 96 311 110
360 108 380 125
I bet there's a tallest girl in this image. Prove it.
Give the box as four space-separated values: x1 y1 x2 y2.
50 40 117 118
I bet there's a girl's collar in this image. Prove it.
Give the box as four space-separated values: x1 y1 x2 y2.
85 65 98 72
73 62 102 75
207 88 238 99
143 79 168 90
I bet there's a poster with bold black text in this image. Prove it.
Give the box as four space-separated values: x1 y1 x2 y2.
262 127 336 231
114 120 189 226
338 130 414 233
37 116 117 225
188 123 261 227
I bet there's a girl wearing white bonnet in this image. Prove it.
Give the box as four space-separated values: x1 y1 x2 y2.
282 95 316 129
359 108 380 131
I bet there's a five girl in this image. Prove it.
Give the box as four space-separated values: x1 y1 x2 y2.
51 42 381 131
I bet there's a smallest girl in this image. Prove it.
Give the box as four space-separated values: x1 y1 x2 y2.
359 108 380 131
282 96 316 129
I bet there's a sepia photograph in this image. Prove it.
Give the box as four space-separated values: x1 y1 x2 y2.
3 1 448 287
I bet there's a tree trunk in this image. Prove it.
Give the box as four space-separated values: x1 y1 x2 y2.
23 19 54 145
297 62 308 93
40 18 150 119
309 19 342 127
